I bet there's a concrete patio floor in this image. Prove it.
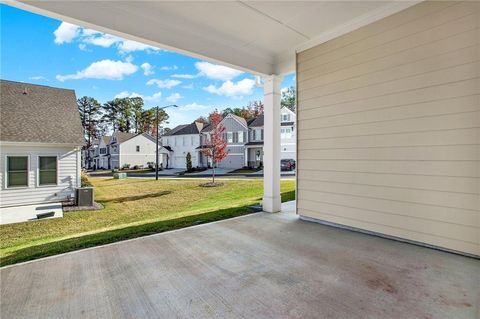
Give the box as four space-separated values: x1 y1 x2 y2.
1 202 478 319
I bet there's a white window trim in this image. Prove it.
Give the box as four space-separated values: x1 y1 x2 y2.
4 154 30 189
37 155 59 188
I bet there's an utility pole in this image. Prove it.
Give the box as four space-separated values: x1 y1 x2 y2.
156 106 159 180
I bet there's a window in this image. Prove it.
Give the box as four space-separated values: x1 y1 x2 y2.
100 148 106 154
227 132 233 143
281 127 292 139
183 136 187 146
238 131 244 143
38 156 57 186
191 136 195 145
136 145 140 152
6 156 28 188
282 114 290 122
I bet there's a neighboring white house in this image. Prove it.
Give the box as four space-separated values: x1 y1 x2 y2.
0 80 84 224
161 122 204 169
92 135 111 170
280 107 296 161
86 132 157 170
109 132 157 170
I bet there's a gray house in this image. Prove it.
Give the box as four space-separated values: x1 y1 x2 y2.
217 114 249 169
163 109 296 170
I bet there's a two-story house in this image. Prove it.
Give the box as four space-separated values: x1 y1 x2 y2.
161 121 204 169
217 114 249 169
92 135 111 170
109 132 157 169
244 107 296 168
163 108 296 170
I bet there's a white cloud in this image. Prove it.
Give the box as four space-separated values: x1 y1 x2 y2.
195 61 243 81
114 91 162 102
54 22 81 44
118 40 160 53
56 59 138 81
204 78 255 97
172 73 197 79
160 65 178 71
166 93 182 103
180 102 209 111
28 75 49 81
141 63 154 76
82 28 101 36
78 43 91 51
54 23 162 54
146 78 181 89
182 84 194 89
82 33 121 48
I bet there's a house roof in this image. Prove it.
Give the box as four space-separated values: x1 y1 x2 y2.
281 121 294 126
112 132 135 144
102 136 112 145
225 114 248 128
0 80 84 145
248 115 264 128
164 121 204 136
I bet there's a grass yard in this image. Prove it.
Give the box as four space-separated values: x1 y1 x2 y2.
0 178 295 266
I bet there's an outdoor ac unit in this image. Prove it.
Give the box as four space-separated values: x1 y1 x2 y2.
76 187 94 207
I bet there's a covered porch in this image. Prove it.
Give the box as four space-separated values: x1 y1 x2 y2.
1 201 478 319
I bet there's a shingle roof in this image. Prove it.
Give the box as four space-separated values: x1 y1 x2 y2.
248 115 264 127
281 121 294 126
0 80 84 145
164 121 204 136
228 114 248 128
112 132 135 144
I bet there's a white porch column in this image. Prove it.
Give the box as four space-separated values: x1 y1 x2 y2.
262 75 282 213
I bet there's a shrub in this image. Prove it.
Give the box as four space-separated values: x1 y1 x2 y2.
81 172 92 187
122 164 130 170
186 152 193 172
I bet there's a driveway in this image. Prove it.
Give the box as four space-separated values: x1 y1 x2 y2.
1 202 478 319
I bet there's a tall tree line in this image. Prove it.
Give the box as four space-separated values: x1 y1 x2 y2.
77 96 169 147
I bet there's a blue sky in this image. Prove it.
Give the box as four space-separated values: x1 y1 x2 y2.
1 4 295 129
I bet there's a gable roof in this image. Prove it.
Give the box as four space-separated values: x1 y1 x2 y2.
0 80 84 145
164 121 204 136
222 113 248 129
111 132 136 144
248 115 264 128
101 136 112 145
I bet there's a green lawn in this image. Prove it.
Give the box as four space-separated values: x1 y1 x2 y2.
0 178 295 266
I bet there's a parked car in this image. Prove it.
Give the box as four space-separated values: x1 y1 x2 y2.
281 159 296 171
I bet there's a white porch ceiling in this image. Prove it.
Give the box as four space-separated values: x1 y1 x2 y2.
11 1 417 75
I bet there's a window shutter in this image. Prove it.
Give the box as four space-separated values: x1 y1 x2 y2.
261 129 264 140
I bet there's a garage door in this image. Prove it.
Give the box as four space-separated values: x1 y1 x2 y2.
296 1 479 256
217 154 244 169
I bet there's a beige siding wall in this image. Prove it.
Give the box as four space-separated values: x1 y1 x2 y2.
296 1 479 256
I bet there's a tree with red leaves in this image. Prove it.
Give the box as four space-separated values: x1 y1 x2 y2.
200 111 227 184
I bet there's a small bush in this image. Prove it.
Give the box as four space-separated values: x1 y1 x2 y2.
122 164 130 170
186 152 193 172
81 172 93 187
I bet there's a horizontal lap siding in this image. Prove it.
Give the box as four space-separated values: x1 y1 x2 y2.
0 145 79 207
296 1 480 256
